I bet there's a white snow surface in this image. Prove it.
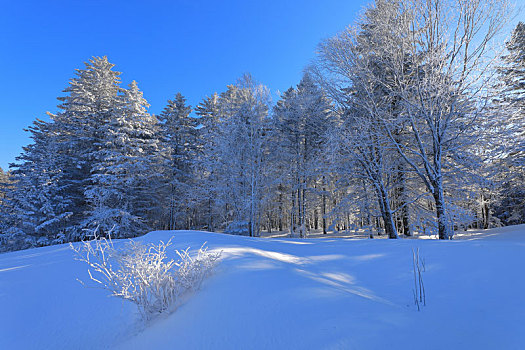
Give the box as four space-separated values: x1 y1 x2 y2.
1 226 525 349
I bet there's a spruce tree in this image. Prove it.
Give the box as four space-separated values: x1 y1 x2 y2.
7 119 71 243
201 75 271 236
273 73 334 237
83 81 162 237
158 93 198 229
0 167 12 234
493 23 525 224
50 56 123 239
499 22 525 164
193 93 221 231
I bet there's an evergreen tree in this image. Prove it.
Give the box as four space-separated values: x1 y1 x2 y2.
157 92 198 229
121 82 165 229
8 56 163 241
6 119 71 244
194 93 221 231
0 167 12 234
83 81 162 237
499 22 525 128
273 73 334 237
195 93 220 129
493 22 525 225
49 56 123 239
197 75 271 236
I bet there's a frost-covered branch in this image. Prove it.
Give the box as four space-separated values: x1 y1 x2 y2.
70 232 221 320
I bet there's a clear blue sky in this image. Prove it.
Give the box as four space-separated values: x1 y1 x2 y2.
0 0 368 170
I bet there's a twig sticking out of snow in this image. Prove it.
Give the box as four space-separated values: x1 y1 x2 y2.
412 247 426 311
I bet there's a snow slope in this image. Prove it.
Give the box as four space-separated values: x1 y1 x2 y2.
1 226 524 349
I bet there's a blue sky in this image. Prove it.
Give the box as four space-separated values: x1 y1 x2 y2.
0 0 368 170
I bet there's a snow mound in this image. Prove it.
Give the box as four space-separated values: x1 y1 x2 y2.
1 226 525 349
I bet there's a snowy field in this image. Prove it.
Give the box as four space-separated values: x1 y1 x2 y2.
1 226 525 349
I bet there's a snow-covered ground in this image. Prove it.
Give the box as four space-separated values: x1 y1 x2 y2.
1 226 524 349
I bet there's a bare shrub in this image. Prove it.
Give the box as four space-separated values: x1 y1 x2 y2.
70 232 221 320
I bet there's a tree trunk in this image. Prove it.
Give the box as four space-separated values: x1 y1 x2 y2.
301 186 307 237
383 209 398 239
377 185 398 239
322 184 327 234
290 189 296 236
480 192 490 229
398 168 412 236
208 199 214 232
402 207 411 236
433 184 451 239
278 189 283 231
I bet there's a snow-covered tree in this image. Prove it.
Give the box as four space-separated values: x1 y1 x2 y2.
4 119 72 245
273 73 335 237
315 0 511 239
499 22 525 134
157 93 199 230
197 75 271 236
0 167 12 233
315 0 414 239
0 167 9 211
492 22 525 225
83 81 163 237
389 0 510 239
47 56 123 239
7 56 163 242
325 104 403 239
193 93 221 231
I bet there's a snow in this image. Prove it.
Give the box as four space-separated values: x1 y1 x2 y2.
1 226 525 349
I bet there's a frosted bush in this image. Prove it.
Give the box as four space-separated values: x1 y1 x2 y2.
71 234 221 320
175 244 220 291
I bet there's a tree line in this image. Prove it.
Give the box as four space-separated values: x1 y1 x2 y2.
0 0 523 251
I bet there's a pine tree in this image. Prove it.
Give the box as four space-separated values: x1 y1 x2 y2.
6 119 71 243
4 57 163 244
157 93 198 229
121 82 165 229
197 75 271 236
0 167 12 234
493 22 525 225
48 56 123 239
500 22 525 127
0 167 9 209
273 73 334 237
195 93 220 129
83 81 162 237
194 93 221 231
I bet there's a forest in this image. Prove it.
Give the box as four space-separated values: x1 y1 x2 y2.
0 0 523 252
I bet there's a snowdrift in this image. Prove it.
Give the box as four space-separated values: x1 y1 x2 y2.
1 226 524 349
